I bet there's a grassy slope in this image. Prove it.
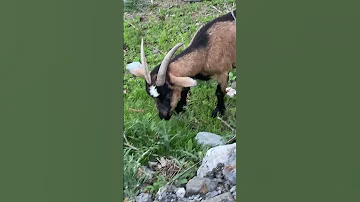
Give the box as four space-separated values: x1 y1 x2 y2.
123 0 236 198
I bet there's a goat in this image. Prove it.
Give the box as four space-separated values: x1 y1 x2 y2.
126 10 236 120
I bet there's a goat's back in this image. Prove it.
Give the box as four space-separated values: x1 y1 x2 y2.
204 21 236 75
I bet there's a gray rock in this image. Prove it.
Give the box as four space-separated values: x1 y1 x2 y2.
175 187 186 198
195 132 225 147
223 148 236 185
137 166 156 184
156 185 177 201
160 194 177 202
177 198 189 202
230 186 236 200
231 81 236 89
186 177 218 195
136 193 153 202
201 192 235 202
193 195 202 202
205 190 220 199
197 143 236 178
230 186 236 193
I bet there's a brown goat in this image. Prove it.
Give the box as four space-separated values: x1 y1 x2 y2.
127 10 236 120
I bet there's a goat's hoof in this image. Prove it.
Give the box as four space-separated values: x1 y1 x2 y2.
211 108 225 118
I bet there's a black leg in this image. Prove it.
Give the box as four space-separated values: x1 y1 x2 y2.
175 87 190 113
211 84 226 118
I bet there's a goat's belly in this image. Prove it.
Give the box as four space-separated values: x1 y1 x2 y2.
194 72 212 81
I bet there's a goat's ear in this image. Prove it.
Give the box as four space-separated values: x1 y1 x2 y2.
126 62 146 79
169 73 197 87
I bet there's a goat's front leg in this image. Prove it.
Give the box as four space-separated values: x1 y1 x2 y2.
175 87 190 113
211 73 228 118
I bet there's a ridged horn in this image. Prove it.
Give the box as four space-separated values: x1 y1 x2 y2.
141 38 152 84
156 42 184 86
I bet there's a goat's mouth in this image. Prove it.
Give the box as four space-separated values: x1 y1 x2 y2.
159 112 171 121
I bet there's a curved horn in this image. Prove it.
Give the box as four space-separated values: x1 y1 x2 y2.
141 38 152 84
156 42 184 86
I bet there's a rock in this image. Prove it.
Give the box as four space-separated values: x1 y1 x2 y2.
175 187 186 198
124 198 135 202
136 166 156 184
230 186 236 200
192 195 202 201
148 161 158 170
195 132 224 147
230 186 236 193
155 185 177 201
135 193 153 202
197 143 236 178
205 190 220 199
225 87 236 97
201 192 235 202
186 177 218 195
163 194 177 202
223 148 236 185
177 198 189 202
231 81 236 89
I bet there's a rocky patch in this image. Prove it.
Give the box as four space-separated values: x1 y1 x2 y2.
131 141 236 201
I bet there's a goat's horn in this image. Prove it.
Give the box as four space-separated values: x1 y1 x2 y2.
156 43 184 86
141 38 152 84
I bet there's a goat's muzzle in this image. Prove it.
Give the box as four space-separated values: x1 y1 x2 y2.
159 112 171 120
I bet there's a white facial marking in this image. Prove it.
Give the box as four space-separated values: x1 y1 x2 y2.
149 85 159 97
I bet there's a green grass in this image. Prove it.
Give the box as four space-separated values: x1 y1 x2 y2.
123 0 236 199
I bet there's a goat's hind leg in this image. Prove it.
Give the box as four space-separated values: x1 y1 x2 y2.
175 87 190 113
211 73 228 118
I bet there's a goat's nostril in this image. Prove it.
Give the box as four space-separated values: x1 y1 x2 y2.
159 114 164 120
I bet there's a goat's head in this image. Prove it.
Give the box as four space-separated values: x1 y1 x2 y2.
126 38 197 120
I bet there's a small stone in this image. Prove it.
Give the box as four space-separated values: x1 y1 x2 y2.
155 185 177 201
201 192 235 202
195 132 225 147
216 163 225 170
215 173 224 179
175 188 186 198
136 166 155 184
230 186 236 193
186 177 218 195
177 198 189 202
231 81 236 89
135 193 153 202
205 190 220 199
162 194 177 202
205 170 215 178
224 181 232 190
148 161 158 169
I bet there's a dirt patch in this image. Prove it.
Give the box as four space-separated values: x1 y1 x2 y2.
124 0 199 20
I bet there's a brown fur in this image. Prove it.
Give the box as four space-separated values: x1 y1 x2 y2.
169 21 236 77
167 21 236 108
